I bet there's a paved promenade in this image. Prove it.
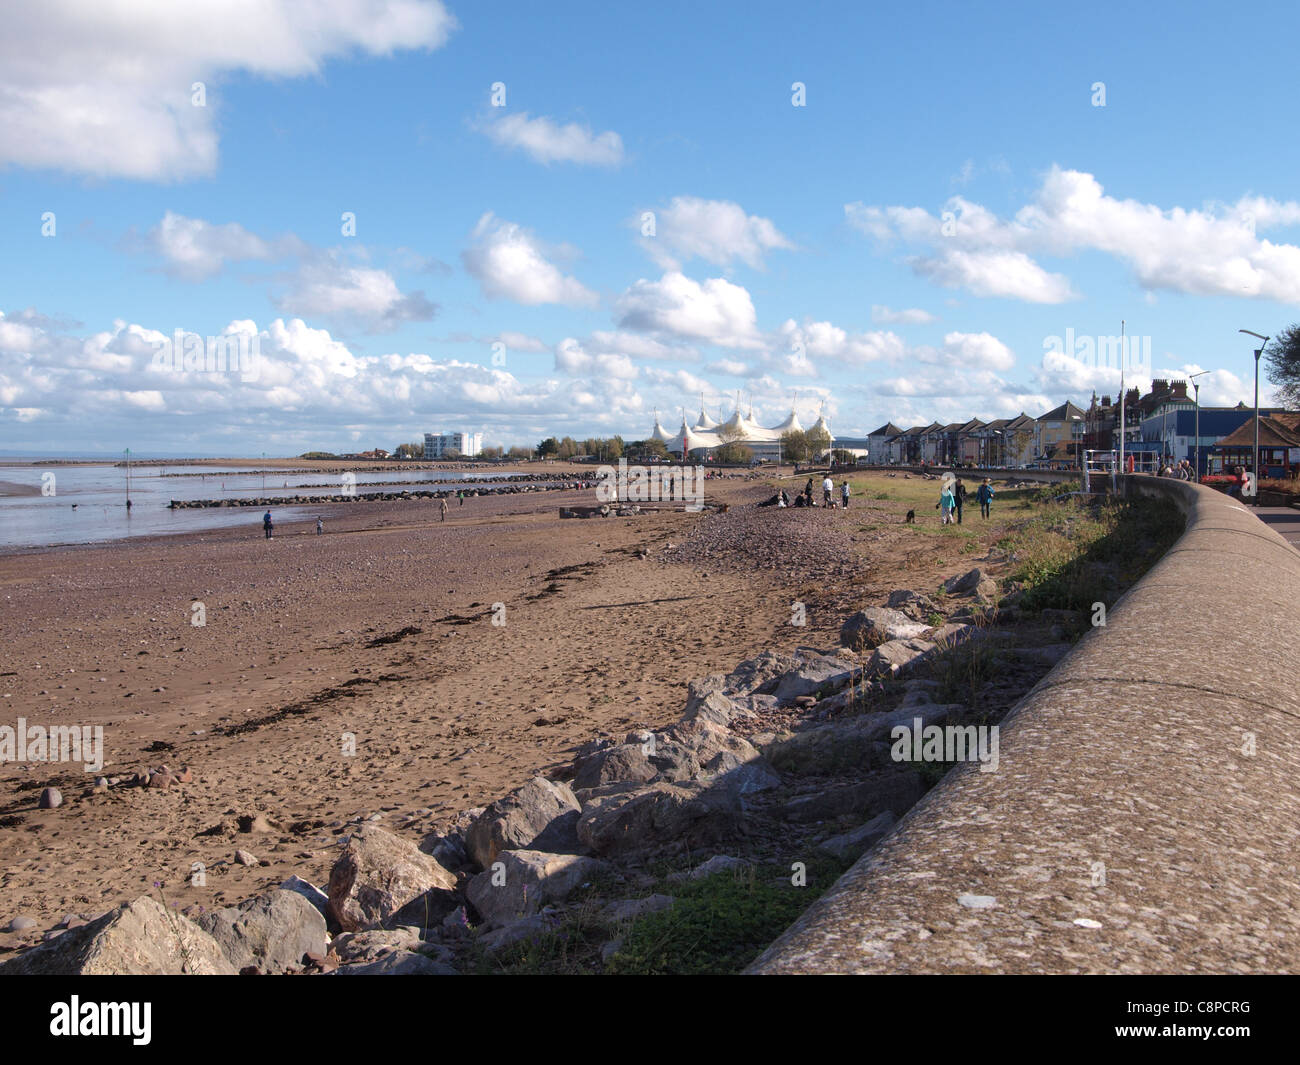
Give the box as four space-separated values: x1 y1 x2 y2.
1252 504 1300 549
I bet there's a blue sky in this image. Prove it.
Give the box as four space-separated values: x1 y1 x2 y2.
3 0 1299 455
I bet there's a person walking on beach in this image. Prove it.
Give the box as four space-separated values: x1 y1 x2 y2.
976 478 994 519
804 477 815 506
316 516 324 535
822 474 833 505
938 483 956 525
458 490 464 507
263 510 274 539
953 477 967 524
840 480 850 509
439 496 448 522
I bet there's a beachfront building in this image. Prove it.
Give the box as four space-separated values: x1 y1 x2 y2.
1206 414 1300 479
648 402 832 461
1033 402 1086 466
423 431 483 459
867 422 903 464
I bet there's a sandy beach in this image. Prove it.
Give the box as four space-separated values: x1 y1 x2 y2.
0 470 1013 942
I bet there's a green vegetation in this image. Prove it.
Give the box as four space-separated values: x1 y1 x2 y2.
470 857 851 975
605 857 849 974
997 494 1181 614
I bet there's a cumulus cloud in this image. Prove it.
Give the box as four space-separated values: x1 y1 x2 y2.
774 319 904 369
0 0 457 180
480 112 624 167
463 213 598 308
639 196 793 270
616 272 760 349
146 211 295 280
274 253 437 330
846 167 1300 304
871 305 937 325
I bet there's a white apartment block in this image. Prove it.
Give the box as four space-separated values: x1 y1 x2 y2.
423 431 483 459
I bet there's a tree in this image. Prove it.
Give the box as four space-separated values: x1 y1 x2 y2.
393 442 424 460
805 426 831 460
831 448 856 465
1265 325 1300 408
443 448 461 460
508 445 533 461
479 446 503 461
779 429 809 463
713 423 752 464
537 437 560 458
556 436 581 460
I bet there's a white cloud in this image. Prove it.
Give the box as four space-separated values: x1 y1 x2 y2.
463 213 598 308
871 305 937 325
275 253 436 329
481 112 624 167
148 211 286 280
935 331 1016 371
616 272 760 348
847 167 1300 304
0 1 457 180
774 319 904 368
553 338 639 380
640 197 793 270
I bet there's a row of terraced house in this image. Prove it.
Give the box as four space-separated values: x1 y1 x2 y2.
857 378 1300 475
862 406 1079 469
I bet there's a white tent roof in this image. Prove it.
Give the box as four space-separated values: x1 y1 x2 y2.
658 406 830 450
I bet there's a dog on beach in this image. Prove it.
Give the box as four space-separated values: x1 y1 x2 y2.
905 509 915 523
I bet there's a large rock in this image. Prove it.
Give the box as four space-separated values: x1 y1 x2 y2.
817 811 896 862
942 568 999 601
864 638 937 677
725 650 803 695
327 824 458 933
768 702 958 777
466 777 583 869
660 719 760 767
577 781 744 858
840 607 931 651
782 771 925 823
0 896 236 974
335 950 457 975
704 750 782 795
279 875 329 919
573 744 658 791
886 589 939 620
197 890 326 973
769 651 856 703
682 689 751 728
466 849 610 929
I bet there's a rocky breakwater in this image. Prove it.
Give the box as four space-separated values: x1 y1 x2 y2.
169 477 591 509
2 561 1087 974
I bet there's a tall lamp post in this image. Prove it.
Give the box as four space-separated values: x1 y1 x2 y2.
1239 329 1270 502
1188 370 1210 480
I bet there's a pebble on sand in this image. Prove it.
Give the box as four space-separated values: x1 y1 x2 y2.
38 787 62 809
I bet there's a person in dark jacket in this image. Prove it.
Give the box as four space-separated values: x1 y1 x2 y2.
262 510 274 539
953 478 967 524
976 479 994 518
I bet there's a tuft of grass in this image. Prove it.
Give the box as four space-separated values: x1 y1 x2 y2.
604 857 850 975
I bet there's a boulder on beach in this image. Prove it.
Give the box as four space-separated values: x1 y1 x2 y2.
327 824 458 933
0 896 236 975
466 776 584 869
466 849 610 929
840 607 932 651
197 890 327 974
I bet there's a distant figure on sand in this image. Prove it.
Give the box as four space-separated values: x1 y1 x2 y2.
822 475 833 505
840 480 850 509
458 490 464 506
953 478 966 524
439 496 448 521
976 478 994 519
804 477 814 506
316 517 324 535
263 510 274 539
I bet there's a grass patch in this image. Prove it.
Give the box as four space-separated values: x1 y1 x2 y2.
998 495 1181 613
604 856 850 975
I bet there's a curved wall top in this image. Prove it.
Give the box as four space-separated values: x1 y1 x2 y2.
750 478 1300 974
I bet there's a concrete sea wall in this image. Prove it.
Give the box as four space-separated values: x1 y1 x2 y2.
750 477 1300 974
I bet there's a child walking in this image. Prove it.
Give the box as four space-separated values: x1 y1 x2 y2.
938 484 956 525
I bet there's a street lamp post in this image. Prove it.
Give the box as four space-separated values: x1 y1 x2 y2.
1188 370 1210 480
1240 330 1270 502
